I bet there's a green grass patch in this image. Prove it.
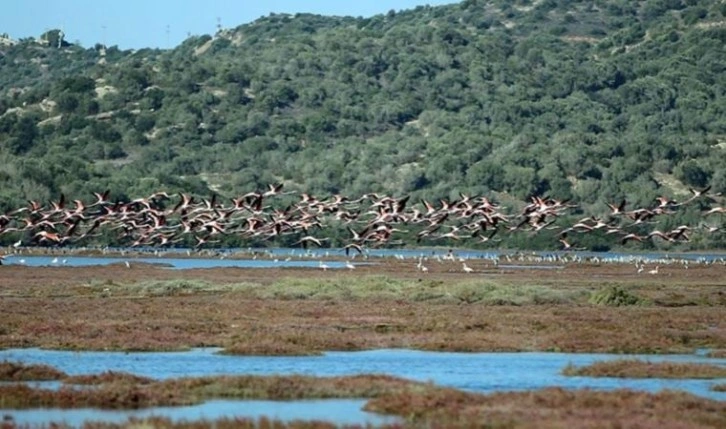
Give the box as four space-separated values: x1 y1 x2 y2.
120 279 257 296
112 276 586 304
444 282 582 305
589 286 646 306
255 276 582 304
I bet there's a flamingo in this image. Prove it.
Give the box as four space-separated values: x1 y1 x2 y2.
704 206 726 216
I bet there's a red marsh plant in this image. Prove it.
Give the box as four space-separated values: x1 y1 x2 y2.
0 373 421 409
63 371 155 386
1 261 725 354
562 359 726 378
0 361 66 381
0 382 192 409
55 416 379 428
365 387 726 429
3 296 725 354
154 374 420 402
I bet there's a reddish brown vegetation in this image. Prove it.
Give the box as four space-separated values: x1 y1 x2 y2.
0 373 419 409
563 359 726 378
365 387 726 429
63 371 154 385
1 368 725 428
0 260 724 354
0 360 66 381
1 416 384 428
0 256 724 428
0 382 187 409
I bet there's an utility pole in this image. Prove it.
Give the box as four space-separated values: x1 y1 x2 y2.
165 24 170 48
216 17 222 34
101 25 107 47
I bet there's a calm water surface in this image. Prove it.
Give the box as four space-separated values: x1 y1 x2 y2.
1 348 724 398
4 247 726 269
2 348 724 426
3 399 398 427
1 255 361 269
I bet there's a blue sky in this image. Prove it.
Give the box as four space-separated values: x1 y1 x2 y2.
4 1 461 49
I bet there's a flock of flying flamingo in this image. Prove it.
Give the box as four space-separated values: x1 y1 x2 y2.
0 184 723 257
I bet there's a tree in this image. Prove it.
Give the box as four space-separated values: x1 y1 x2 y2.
676 160 710 188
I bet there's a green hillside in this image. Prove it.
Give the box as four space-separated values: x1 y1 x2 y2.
1 0 725 249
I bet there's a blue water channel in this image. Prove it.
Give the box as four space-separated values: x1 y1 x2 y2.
1 348 724 426
3 247 725 269
0 254 361 269
2 399 396 427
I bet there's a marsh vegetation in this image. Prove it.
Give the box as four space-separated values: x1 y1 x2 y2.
562 359 726 379
0 259 724 354
0 257 724 427
0 364 725 428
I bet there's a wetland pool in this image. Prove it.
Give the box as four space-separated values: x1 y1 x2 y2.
2 399 397 427
1 348 724 426
2 348 724 398
4 247 726 270
0 255 362 269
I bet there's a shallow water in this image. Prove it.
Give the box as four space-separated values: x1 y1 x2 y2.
1 348 724 399
4 242 726 269
2 348 725 426
4 248 725 269
1 255 361 270
2 399 398 427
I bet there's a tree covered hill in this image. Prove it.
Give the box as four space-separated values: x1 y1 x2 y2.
0 0 725 249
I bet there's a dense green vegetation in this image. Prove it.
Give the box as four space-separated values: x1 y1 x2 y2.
1 0 725 249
